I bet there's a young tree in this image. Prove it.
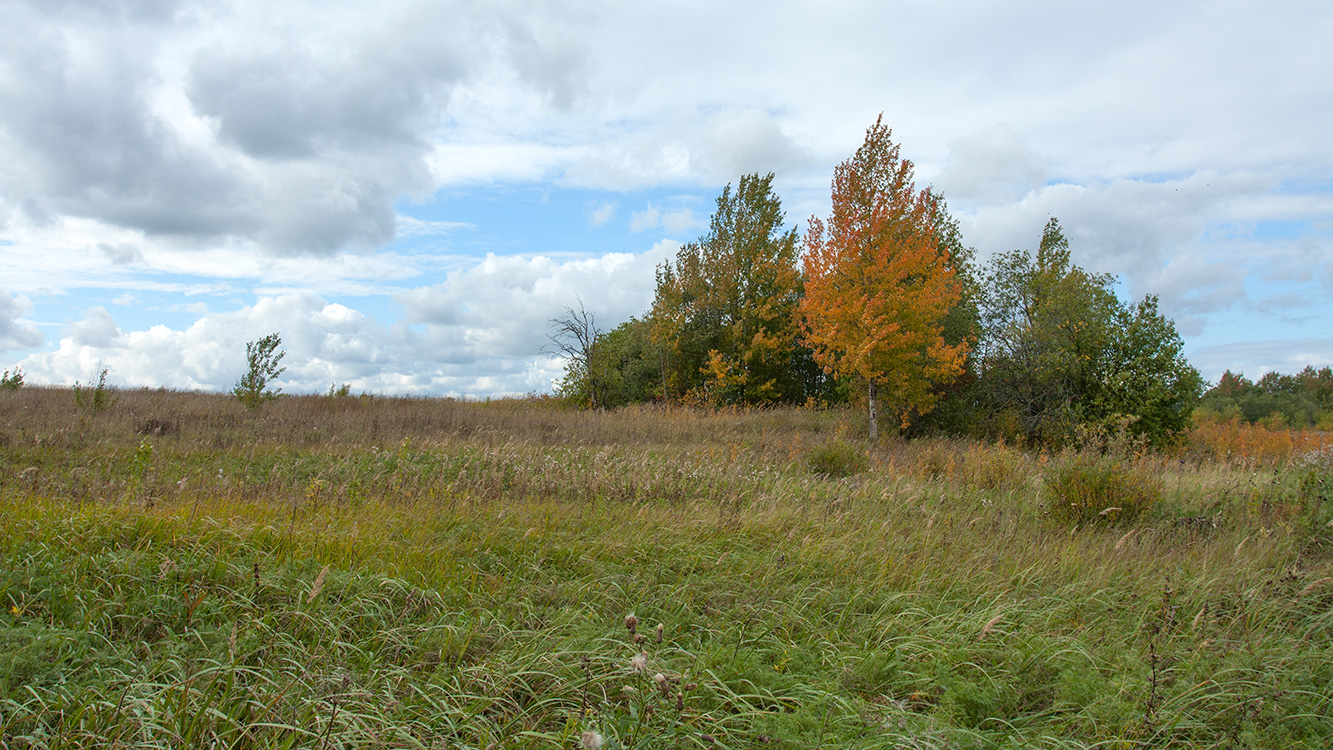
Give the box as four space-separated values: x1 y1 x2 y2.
650 173 805 404
800 116 969 439
233 333 286 409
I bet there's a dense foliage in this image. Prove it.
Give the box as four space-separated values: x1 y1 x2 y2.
650 173 813 405
1197 366 1333 429
800 116 969 438
555 117 1207 448
969 219 1203 447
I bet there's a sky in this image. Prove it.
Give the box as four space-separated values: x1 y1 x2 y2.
1 0 1330 397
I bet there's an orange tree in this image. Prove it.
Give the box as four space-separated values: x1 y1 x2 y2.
800 116 969 439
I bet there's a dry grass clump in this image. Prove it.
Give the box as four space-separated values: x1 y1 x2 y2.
1046 453 1163 526
805 438 868 478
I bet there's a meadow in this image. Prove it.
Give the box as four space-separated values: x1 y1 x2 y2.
1 387 1331 749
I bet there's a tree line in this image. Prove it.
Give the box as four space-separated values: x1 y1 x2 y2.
1197 367 1333 429
553 116 1204 447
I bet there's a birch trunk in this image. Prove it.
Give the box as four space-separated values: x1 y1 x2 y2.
868 379 879 441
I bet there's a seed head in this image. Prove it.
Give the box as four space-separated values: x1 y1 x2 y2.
654 672 669 694
978 613 1003 639
624 613 639 634
655 623 664 643
630 651 648 673
580 730 604 750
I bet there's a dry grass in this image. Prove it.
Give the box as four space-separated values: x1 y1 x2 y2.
2 387 1332 748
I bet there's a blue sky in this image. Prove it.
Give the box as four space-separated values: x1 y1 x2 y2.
1 0 1330 396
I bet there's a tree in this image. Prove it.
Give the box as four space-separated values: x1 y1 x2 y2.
588 317 665 408
548 298 605 408
800 116 969 439
233 333 286 409
1093 295 1203 442
650 173 806 404
976 219 1120 441
976 219 1202 446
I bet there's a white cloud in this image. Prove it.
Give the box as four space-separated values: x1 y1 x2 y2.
629 205 661 233
0 290 42 352
15 244 677 396
1189 337 1333 384
629 203 698 235
399 244 674 361
69 307 122 347
936 124 1048 206
589 201 616 227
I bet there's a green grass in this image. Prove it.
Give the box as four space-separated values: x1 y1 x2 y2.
1 388 1332 747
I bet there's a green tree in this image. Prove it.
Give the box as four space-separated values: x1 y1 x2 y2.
1096 296 1204 441
589 317 665 408
976 219 1201 446
233 333 286 409
650 173 805 404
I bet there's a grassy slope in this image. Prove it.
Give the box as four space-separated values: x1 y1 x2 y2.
1 387 1331 748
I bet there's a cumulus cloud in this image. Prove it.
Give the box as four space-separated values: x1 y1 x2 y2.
399 245 674 361
952 169 1322 337
0 291 42 352
16 245 675 396
0 0 606 257
564 108 814 190
69 307 122 347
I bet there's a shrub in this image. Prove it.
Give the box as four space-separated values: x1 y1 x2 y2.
74 367 117 412
962 442 1028 492
806 438 868 478
1 367 23 391
912 441 958 481
1045 454 1161 526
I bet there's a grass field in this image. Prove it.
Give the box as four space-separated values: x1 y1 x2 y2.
2 387 1332 748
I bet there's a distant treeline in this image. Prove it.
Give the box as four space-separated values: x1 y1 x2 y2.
1197 367 1333 430
552 119 1205 448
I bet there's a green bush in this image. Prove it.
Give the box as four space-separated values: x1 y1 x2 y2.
1 367 22 391
1045 454 1161 526
806 438 868 478
74 367 117 412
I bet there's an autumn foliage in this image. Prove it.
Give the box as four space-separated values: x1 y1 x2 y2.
800 115 968 436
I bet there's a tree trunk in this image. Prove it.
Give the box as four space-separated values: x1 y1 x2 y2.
868 379 878 441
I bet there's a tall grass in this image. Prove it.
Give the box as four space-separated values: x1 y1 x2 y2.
2 387 1332 748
